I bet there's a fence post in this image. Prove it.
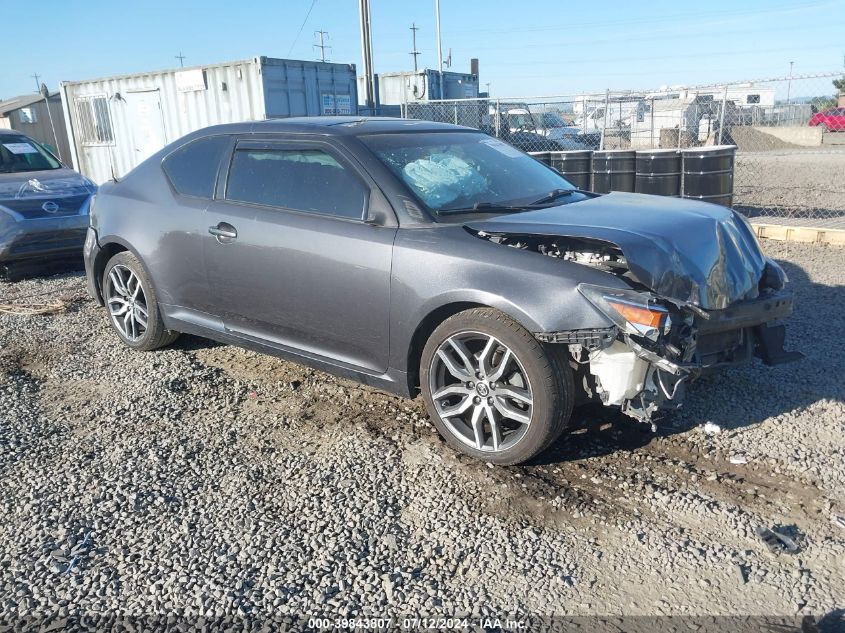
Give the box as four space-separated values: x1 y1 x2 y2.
718 84 728 145
402 79 408 119
494 99 501 138
600 89 610 150
650 97 655 148
677 104 683 149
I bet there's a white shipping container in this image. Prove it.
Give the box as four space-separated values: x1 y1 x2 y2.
360 70 479 106
60 56 358 184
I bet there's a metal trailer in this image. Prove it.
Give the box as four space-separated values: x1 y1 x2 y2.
60 56 359 184
0 93 72 164
361 70 479 106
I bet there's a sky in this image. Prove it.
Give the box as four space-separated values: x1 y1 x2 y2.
1 0 843 100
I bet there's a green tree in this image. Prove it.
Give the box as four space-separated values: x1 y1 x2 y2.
834 77 845 93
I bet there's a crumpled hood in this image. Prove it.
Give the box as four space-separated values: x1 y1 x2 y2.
466 192 768 310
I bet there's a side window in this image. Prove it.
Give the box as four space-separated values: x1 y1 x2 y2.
225 147 367 220
74 95 114 145
162 135 230 198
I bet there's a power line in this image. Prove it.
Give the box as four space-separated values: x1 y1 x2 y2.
313 30 331 62
288 0 318 57
449 22 831 55
492 43 840 68
443 0 828 35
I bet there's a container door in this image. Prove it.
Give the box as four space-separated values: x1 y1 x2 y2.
124 90 166 168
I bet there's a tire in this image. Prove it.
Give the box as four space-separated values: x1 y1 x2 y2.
420 308 574 465
102 251 179 351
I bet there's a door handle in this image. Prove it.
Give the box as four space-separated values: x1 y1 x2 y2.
208 223 237 240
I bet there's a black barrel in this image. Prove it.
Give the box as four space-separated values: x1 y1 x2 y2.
528 151 551 166
635 149 681 196
591 150 635 193
549 150 591 190
681 145 736 207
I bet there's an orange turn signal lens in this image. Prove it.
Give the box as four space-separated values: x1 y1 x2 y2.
607 301 665 328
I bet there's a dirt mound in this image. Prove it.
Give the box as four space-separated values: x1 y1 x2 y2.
730 126 804 152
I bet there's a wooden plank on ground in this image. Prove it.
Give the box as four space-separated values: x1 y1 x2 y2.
750 222 845 246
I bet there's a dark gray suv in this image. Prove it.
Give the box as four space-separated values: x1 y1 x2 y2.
84 117 798 465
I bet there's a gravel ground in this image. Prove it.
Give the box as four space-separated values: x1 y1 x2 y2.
735 151 845 224
0 242 843 627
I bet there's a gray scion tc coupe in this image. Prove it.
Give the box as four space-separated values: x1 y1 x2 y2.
84 117 799 465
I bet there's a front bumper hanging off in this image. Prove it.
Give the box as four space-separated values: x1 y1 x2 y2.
538 289 802 423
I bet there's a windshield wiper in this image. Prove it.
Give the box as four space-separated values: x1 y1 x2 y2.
529 188 575 206
438 201 531 215
438 189 579 215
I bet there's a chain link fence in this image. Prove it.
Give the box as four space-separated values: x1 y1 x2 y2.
403 72 845 229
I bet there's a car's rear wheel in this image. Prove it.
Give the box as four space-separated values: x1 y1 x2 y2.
420 308 574 465
102 251 179 351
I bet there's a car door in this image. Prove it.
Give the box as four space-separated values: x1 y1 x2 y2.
203 136 397 373
148 133 234 318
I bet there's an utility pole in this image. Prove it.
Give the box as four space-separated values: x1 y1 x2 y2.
30 73 62 160
358 0 376 110
314 30 331 62
786 61 794 105
409 23 420 73
485 82 491 96
175 52 186 67
435 0 444 99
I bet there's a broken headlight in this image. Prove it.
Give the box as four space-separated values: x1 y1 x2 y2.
578 283 669 341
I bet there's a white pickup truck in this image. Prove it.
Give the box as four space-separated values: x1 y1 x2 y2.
501 107 591 150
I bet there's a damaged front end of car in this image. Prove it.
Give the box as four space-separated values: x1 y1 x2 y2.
563 281 797 425
470 225 801 426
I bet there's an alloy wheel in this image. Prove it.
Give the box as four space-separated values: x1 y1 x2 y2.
105 264 149 342
429 331 534 452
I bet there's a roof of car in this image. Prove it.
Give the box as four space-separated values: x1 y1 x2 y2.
196 117 476 138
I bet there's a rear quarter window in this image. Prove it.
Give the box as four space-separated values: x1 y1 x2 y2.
162 135 231 198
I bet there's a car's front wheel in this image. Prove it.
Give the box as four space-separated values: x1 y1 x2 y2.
420 308 574 465
102 251 179 351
